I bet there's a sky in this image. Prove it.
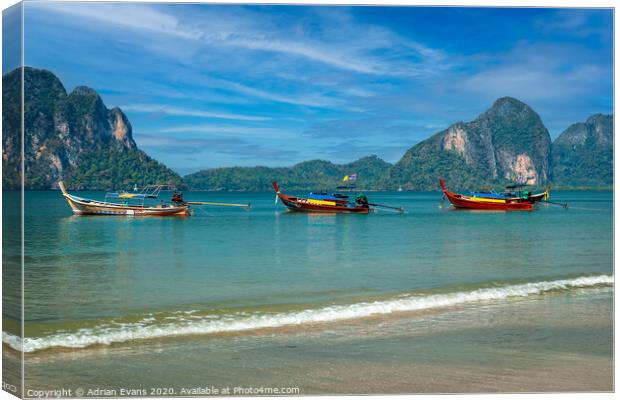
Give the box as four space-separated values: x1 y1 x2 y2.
15 3 614 175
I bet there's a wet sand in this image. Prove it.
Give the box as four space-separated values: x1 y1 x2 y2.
298 353 612 393
10 288 613 395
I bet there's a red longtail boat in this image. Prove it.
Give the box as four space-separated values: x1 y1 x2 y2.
439 179 533 211
271 181 370 214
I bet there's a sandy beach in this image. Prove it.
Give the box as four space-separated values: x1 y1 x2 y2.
11 286 612 396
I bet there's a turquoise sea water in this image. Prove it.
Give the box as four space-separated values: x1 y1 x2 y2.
2 190 612 353
4 188 612 350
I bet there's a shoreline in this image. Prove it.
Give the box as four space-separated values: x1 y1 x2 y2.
12 287 613 394
3 275 612 355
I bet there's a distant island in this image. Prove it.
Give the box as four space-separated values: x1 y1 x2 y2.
2 67 613 191
184 155 391 192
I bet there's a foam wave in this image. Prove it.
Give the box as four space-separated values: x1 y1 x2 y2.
4 274 612 353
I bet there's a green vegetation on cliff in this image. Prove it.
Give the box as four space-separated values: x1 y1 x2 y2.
552 114 613 187
68 148 183 191
184 155 391 191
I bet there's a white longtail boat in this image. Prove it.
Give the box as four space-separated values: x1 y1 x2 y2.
58 182 190 216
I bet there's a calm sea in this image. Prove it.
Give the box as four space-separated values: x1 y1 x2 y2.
1 189 613 392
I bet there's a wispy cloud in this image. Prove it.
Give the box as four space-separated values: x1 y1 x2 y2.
122 104 270 121
136 133 298 161
210 23 449 77
30 3 447 77
460 42 612 101
535 9 613 39
303 117 434 141
462 64 608 101
218 35 383 75
32 2 202 39
157 124 296 139
223 80 341 109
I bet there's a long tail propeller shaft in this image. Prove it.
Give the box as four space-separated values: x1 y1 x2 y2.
540 199 568 209
185 201 252 210
368 202 405 213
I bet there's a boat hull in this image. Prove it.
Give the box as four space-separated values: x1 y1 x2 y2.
272 181 369 214
63 193 189 216
280 196 369 213
440 179 533 211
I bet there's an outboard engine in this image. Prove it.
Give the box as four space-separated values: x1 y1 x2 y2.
171 192 185 205
355 194 369 207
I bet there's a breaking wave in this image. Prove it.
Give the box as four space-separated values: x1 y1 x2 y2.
3 274 612 353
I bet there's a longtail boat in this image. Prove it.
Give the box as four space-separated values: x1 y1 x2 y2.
59 182 190 216
59 183 252 216
272 181 370 214
439 179 533 211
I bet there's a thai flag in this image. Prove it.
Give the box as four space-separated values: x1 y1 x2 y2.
344 173 358 182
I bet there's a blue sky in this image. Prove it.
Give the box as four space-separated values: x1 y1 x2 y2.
18 3 613 175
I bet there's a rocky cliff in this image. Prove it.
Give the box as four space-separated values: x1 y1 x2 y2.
385 97 552 190
552 114 613 187
2 67 181 190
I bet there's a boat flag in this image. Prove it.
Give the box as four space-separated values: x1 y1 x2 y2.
343 174 357 182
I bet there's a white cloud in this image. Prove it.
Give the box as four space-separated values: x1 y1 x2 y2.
223 80 340 108
156 72 349 109
217 35 382 75
121 104 270 121
29 2 447 77
157 124 296 139
460 43 611 101
536 9 611 39
29 2 202 39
